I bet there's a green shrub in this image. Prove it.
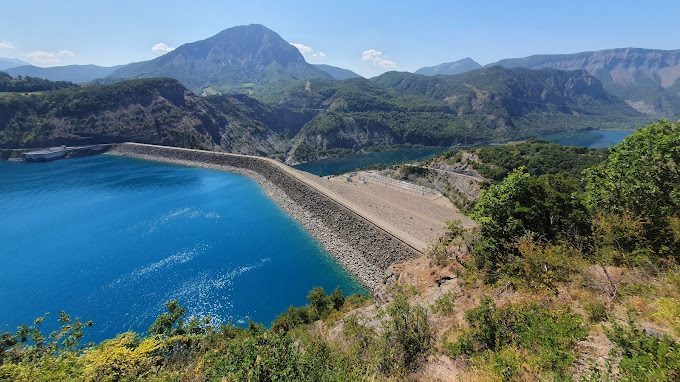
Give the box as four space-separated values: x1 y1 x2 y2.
148 300 185 336
431 292 456 316
583 301 608 322
307 286 333 319
472 168 590 283
606 319 680 382
378 295 431 374
272 287 351 332
271 306 313 333
514 235 581 290
330 288 346 311
584 120 680 258
448 297 587 379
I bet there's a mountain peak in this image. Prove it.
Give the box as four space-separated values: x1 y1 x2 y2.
415 58 481 76
108 24 330 93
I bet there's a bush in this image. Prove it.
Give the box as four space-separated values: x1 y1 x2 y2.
584 120 680 258
307 287 333 319
583 301 608 322
431 292 456 316
606 319 680 382
449 297 587 379
514 235 581 289
148 300 185 336
378 295 431 374
472 168 590 282
272 287 349 332
271 306 313 333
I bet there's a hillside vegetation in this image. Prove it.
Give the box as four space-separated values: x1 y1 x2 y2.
1 67 649 163
470 141 608 181
1 120 678 381
0 71 76 93
265 67 648 161
0 77 311 156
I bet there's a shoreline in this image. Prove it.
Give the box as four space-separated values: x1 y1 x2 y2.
107 145 420 290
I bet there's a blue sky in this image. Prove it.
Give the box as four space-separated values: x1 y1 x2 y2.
1 0 678 77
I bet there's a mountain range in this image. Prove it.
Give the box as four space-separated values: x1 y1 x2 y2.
6 64 122 83
0 58 29 71
488 48 680 116
0 24 672 161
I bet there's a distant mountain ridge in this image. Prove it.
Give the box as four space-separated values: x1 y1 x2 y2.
6 64 122 83
415 58 481 76
108 24 331 94
0 58 30 71
313 64 362 80
265 66 645 160
488 48 680 116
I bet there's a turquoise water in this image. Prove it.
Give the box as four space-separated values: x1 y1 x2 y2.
293 146 447 176
536 129 633 148
0 156 363 341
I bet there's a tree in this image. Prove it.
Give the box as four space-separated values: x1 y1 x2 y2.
471 167 589 281
306 287 332 319
330 288 345 311
584 120 680 257
148 300 186 336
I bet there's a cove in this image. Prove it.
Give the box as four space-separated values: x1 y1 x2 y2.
293 146 447 176
0 155 363 342
536 129 634 148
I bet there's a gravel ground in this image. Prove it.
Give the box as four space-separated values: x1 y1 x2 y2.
307 171 474 245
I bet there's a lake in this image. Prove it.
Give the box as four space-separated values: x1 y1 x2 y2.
0 155 363 342
293 146 447 176
536 129 633 148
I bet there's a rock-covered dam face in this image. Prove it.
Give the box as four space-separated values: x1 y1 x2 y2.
109 143 421 290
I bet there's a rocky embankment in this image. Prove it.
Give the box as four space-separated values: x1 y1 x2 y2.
108 143 420 290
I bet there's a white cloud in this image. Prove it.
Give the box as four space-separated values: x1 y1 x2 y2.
291 42 326 59
151 42 175 55
58 50 75 57
25 50 76 66
0 41 14 49
291 43 313 54
361 49 397 69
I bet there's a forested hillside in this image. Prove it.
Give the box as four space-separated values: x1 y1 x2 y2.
0 77 309 155
0 71 76 92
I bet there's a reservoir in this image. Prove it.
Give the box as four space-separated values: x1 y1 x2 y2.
0 155 363 341
536 129 633 148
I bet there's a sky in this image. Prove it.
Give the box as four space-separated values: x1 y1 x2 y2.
1 0 679 77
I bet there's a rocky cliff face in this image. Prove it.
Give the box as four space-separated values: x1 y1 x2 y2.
491 48 680 116
0 78 305 155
